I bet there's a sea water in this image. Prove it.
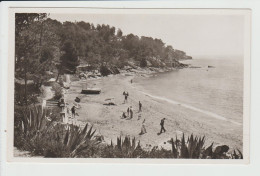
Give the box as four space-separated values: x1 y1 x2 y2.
135 56 244 125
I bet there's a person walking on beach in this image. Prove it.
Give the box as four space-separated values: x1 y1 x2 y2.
138 101 142 112
159 118 166 134
71 106 76 118
139 119 147 135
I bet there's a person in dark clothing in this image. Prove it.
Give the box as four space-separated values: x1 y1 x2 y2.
159 118 166 133
129 106 133 119
127 107 130 117
123 91 126 103
71 106 76 118
138 101 142 112
124 92 129 103
125 94 128 103
122 112 127 119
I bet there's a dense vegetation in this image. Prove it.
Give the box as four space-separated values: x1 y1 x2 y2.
14 106 242 159
15 13 191 106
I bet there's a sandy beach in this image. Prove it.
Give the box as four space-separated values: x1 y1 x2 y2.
64 70 243 151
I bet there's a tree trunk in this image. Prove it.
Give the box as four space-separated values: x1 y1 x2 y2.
56 72 60 82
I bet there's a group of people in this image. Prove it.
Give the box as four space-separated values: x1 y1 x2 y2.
121 90 166 135
121 91 142 120
121 106 134 119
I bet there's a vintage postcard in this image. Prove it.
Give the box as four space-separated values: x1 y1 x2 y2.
7 7 250 164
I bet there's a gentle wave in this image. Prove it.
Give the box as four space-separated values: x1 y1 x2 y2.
139 90 242 126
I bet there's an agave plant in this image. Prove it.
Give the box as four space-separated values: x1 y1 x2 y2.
14 105 55 154
15 105 100 157
202 142 214 159
232 149 243 159
14 107 244 159
106 136 143 158
64 123 99 157
170 134 207 158
187 134 205 158
171 134 206 158
20 105 52 135
41 123 100 158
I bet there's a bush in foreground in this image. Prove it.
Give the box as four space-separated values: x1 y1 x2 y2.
14 106 100 157
14 106 243 159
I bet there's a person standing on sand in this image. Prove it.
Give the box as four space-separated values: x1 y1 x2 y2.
71 106 76 118
139 101 142 112
123 91 129 103
121 112 127 119
127 107 130 117
159 118 166 133
129 106 133 119
139 119 147 135
125 92 129 103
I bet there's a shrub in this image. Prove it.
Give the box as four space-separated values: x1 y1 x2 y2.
14 106 243 159
51 82 63 100
140 58 147 67
102 137 144 158
14 105 100 157
149 59 161 68
100 65 111 76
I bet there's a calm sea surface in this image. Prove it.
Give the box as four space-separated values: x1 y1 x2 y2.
135 57 244 124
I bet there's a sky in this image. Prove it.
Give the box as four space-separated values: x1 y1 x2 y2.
49 13 245 58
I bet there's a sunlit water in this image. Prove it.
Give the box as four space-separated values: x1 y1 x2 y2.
135 56 243 125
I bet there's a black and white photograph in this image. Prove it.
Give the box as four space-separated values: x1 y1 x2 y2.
7 8 250 163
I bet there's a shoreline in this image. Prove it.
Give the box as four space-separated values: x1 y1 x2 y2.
136 90 242 126
64 67 243 152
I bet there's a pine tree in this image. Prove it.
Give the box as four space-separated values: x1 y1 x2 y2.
60 41 79 74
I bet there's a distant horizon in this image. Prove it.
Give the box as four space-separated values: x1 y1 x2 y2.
49 13 245 58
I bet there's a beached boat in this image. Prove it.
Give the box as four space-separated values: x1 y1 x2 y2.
81 88 101 94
